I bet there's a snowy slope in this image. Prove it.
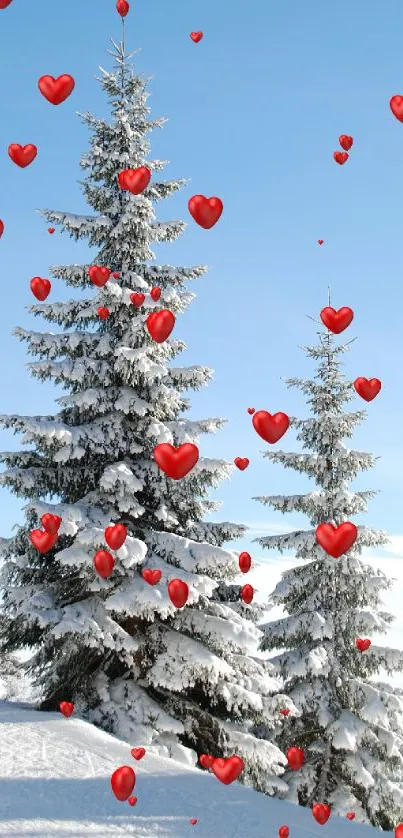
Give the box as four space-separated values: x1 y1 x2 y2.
0 701 392 838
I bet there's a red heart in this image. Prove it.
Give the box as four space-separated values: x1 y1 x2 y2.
30 529 58 553
154 442 199 479
113 271 120 278
118 167 151 194
238 552 251 573
390 96 403 122
312 804 331 825
346 813 355 820
0 0 13 7
356 638 371 652
317 239 324 245
97 307 109 320
8 143 37 168
130 292 145 307
252 410 289 444
395 825 403 838
286 746 305 770
211 755 244 785
168 579 189 609
247 407 255 414
199 754 214 769
188 195 223 229
320 306 354 334
353 377 381 402
150 287 161 301
48 227 55 234
88 266 111 287
30 277 51 301
280 709 290 716
241 584 253 604
41 513 61 534
234 457 249 470
142 568 162 585
93 550 115 579
190 32 203 42
38 74 75 105
128 796 137 806
105 524 127 551
339 135 353 151
116 0 130 15
333 151 348 165
279 827 290 838
59 701 74 718
131 747 146 760
146 310 175 343
315 522 357 558
0 220 4 238
190 820 198 826
111 766 136 801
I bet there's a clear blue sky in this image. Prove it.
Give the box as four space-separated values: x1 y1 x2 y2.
0 0 402 559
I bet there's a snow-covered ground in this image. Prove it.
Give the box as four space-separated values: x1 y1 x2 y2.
0 699 393 838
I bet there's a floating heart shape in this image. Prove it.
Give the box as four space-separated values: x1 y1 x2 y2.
315 522 357 558
142 568 162 585
48 227 55 234
97 307 109 320
188 195 223 229
252 410 290 444
339 135 353 150
211 755 244 785
353 377 381 402
41 513 61 534
111 766 136 801
355 638 371 652
146 310 175 343
247 407 255 414
112 271 120 278
30 529 58 553
130 292 145 307
312 804 331 825
320 306 354 334
118 167 151 194
199 754 214 769
0 220 4 238
390 96 403 122
168 579 189 609
38 74 75 105
238 552 251 573
279 827 290 838
190 820 198 826
59 701 74 717
154 442 199 479
8 143 37 167
116 0 130 15
280 709 290 716
88 266 110 287
234 457 249 470
150 287 161 301
346 813 355 820
131 747 146 760
241 584 253 604
317 239 324 245
286 746 305 770
105 524 127 551
128 796 137 806
93 550 115 579
190 31 203 42
333 151 348 165
30 277 51 301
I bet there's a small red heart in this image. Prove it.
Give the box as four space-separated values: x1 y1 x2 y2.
128 796 137 806
199 754 214 769
154 443 199 479
41 513 61 534
279 827 289 838
320 306 354 334
395 825 403 838
312 804 331 825
117 0 130 15
118 167 151 194
286 747 305 770
0 0 13 8
30 529 58 553
150 287 161 301
190 32 203 42
97 307 109 320
190 819 198 826
353 377 381 402
390 96 403 122
188 195 223 229
105 523 127 550
317 239 324 245
8 143 37 168
131 747 146 760
241 584 253 604
315 522 357 558
252 410 289 444
0 220 4 238
30 277 51 301
48 227 55 234
333 151 348 165
93 550 115 579
38 74 75 105
59 701 74 718
234 457 249 470
346 813 355 820
247 407 255 414
168 579 189 609
130 292 145 307
142 568 162 585
111 766 136 801
88 266 111 287
280 709 290 716
146 310 175 343
355 638 371 652
238 552 251 573
339 135 353 151
211 755 244 785
112 271 120 278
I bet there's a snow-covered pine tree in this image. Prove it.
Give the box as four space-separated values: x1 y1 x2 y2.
0 37 294 793
254 317 403 827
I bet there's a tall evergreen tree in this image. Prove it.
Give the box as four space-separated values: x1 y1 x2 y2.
0 38 293 792
254 315 403 826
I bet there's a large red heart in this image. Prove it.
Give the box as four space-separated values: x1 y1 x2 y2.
118 167 151 194
339 135 353 150
142 568 162 585
8 144 37 167
234 457 249 470
320 306 354 334
30 277 51 301
241 584 253 604
154 442 199 479
59 701 74 717
346 813 355 820
88 266 110 287
279 828 289 838
93 550 115 579
238 552 251 573
390 96 403 122
190 31 203 42
111 766 136 801
97 307 109 320
286 747 305 770
353 377 381 401
252 410 289 444
312 804 331 825
38 74 75 105
130 292 145 307
356 638 371 652
211 755 244 785
0 0 13 7
30 529 58 553
395 825 403 838
146 310 175 343
168 579 189 608
41 513 61 534
105 524 127 551
315 522 357 558
188 195 223 229
116 0 130 15
333 151 348 165
0 220 4 238
150 287 161 301
199 754 214 769
131 747 146 760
